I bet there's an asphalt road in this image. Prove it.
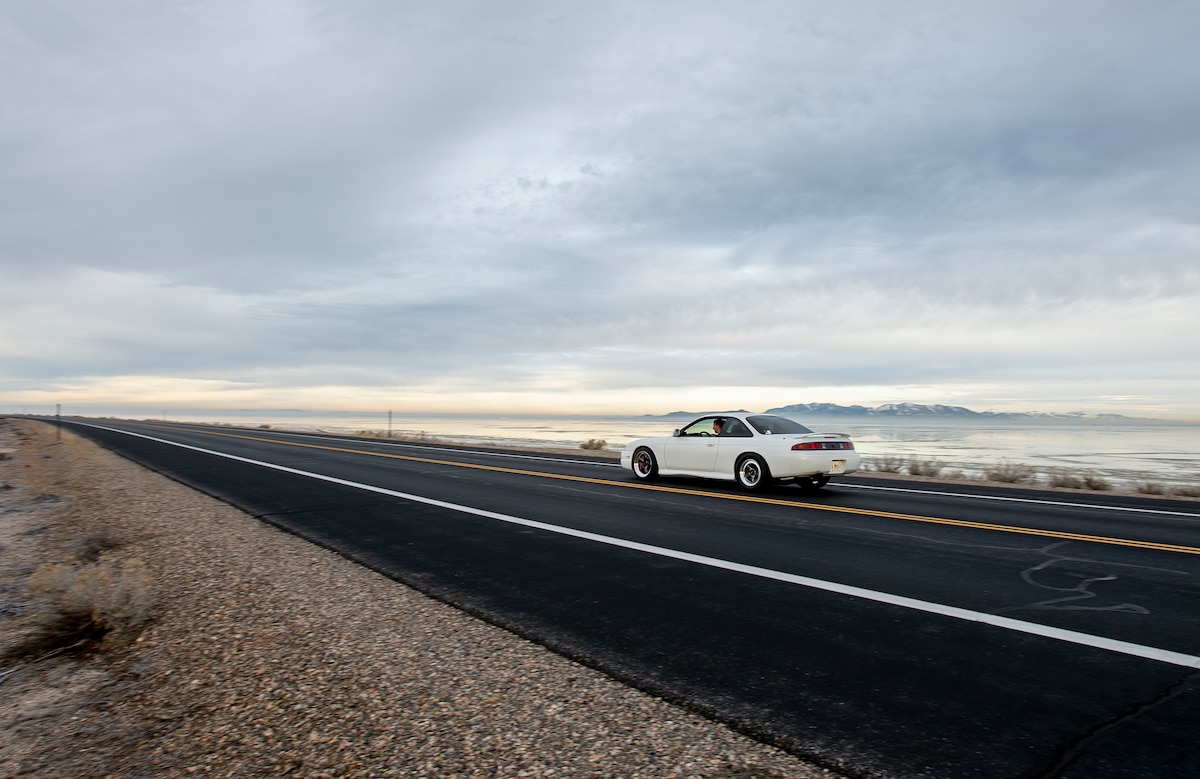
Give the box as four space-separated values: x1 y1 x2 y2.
57 418 1200 779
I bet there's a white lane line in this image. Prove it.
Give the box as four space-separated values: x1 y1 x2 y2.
295 434 623 468
839 482 1200 519
162 423 625 469
83 422 1200 670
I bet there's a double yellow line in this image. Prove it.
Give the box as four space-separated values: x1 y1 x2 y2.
181 427 1200 556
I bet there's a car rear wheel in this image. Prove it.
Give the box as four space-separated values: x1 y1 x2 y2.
735 454 770 491
632 447 659 481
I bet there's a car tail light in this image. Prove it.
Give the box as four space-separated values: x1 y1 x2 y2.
792 441 855 451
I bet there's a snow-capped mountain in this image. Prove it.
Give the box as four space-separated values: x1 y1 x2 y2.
764 403 1128 419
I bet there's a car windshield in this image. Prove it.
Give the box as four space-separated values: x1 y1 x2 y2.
746 415 814 435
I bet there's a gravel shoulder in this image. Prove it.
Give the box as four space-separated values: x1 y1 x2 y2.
0 418 835 779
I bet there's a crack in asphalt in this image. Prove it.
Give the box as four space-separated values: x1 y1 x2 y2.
1028 668 1198 778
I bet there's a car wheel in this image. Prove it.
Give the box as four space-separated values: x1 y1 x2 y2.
735 454 771 491
798 475 830 493
632 447 659 481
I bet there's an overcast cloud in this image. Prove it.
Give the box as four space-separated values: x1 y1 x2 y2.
3 0 1199 418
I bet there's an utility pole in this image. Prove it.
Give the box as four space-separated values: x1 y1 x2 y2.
388 410 393 438
56 403 61 440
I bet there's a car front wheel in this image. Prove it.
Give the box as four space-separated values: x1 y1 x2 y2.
632 447 659 481
735 454 770 491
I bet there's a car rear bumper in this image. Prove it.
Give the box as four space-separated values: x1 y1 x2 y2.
773 451 861 478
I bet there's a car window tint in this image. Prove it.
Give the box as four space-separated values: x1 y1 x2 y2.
746 415 814 435
722 418 752 437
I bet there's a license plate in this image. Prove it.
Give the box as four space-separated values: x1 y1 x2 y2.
830 460 845 474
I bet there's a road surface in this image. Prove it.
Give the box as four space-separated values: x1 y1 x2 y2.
58 418 1200 779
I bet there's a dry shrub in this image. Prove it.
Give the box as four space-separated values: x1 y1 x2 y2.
869 455 905 473
580 438 608 451
1083 474 1112 491
906 459 944 477
1049 472 1085 489
359 429 440 442
1171 484 1200 498
1135 481 1166 495
29 556 156 639
984 460 1038 484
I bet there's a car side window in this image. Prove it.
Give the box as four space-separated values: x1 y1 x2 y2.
721 419 752 437
680 418 718 436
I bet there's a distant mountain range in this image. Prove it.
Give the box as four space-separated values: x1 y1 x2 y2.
647 403 1131 420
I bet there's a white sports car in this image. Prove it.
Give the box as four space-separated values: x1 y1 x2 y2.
620 413 860 491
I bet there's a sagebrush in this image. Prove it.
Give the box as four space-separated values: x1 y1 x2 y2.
984 461 1038 484
906 459 945 477
1049 472 1085 489
869 455 905 473
29 555 156 637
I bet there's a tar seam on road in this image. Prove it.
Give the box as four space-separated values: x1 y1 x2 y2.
1028 669 1199 778
79 422 1200 670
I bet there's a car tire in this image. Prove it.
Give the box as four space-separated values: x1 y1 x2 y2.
631 447 659 481
735 454 771 491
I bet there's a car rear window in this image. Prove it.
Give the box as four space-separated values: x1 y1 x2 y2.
746 415 814 435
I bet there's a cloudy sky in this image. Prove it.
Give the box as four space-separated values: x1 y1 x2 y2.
3 1 1199 419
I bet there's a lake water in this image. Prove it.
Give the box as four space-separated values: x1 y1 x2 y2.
154 410 1200 489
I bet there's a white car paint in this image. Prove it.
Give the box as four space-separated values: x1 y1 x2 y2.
621 413 860 490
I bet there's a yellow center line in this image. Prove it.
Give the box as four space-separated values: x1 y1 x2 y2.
176 426 1200 556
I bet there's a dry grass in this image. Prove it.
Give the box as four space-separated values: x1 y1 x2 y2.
24 555 156 651
859 461 1198 496
982 460 1039 484
354 429 446 443
1048 472 1086 489
1046 471 1113 491
905 459 945 477
868 455 905 473
580 438 608 450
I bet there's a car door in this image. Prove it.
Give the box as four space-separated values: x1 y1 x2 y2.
714 417 755 474
663 417 721 473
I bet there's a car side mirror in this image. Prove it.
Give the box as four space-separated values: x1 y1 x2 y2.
673 428 681 437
